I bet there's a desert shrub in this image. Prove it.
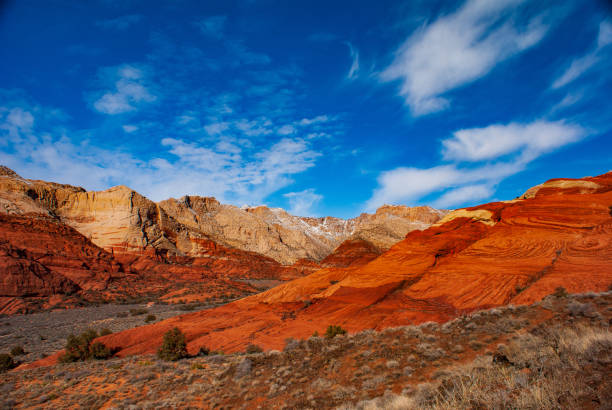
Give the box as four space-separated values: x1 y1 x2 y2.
130 308 148 316
284 338 300 351
116 312 128 318
567 301 597 317
99 328 112 336
179 304 196 311
59 329 112 363
197 346 210 356
10 346 25 356
325 325 347 339
246 344 263 354
90 341 112 360
145 314 157 323
158 327 188 361
0 354 16 372
349 326 612 410
553 286 568 298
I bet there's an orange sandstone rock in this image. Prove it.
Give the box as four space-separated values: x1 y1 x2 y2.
94 172 612 358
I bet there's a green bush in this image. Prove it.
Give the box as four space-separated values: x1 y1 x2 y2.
145 314 157 323
59 329 112 363
10 346 26 356
157 327 188 361
246 344 263 354
90 341 112 360
0 353 16 373
325 325 347 339
99 328 112 336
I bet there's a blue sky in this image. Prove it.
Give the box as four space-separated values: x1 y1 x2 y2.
0 0 611 218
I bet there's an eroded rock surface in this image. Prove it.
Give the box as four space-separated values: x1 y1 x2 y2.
94 172 612 357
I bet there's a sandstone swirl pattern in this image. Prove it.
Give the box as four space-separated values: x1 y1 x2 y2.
89 172 612 358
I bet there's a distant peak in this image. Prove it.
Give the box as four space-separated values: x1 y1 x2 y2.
107 185 136 194
0 165 20 178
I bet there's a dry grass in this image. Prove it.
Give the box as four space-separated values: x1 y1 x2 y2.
348 325 612 409
2 291 610 409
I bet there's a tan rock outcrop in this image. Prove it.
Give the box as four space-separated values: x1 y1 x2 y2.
159 197 447 264
1 166 446 265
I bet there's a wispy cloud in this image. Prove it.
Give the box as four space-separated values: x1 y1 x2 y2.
284 188 323 216
0 99 322 205
92 65 156 115
366 119 586 210
345 42 360 80
196 15 227 38
442 120 584 162
95 14 142 30
381 0 550 116
122 124 138 133
552 20 612 89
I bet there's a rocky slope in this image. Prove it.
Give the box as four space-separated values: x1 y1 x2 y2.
89 172 612 357
159 198 446 265
6 292 611 409
0 166 445 313
1 166 445 265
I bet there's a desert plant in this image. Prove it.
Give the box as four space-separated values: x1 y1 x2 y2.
246 344 263 354
158 327 188 361
10 345 25 356
130 308 148 316
197 346 210 356
145 314 157 323
99 328 112 336
90 341 112 360
116 312 128 318
59 329 112 363
553 286 568 298
325 325 347 339
0 353 16 373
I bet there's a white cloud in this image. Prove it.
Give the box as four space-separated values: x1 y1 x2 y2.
432 184 493 208
277 124 296 135
204 122 229 136
598 20 612 48
381 0 549 116
284 188 323 216
366 119 586 210
442 120 584 162
122 124 138 133
1 108 34 140
0 103 322 206
552 20 612 89
346 42 360 80
298 115 329 126
93 65 156 115
552 53 599 89
549 92 583 113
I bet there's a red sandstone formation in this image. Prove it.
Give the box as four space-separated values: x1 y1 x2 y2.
94 172 612 358
0 166 445 313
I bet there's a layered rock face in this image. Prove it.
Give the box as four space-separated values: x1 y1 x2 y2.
1 167 445 266
0 167 445 313
159 197 446 264
0 213 120 314
96 172 612 357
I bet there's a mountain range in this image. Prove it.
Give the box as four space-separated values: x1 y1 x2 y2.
0 165 445 314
